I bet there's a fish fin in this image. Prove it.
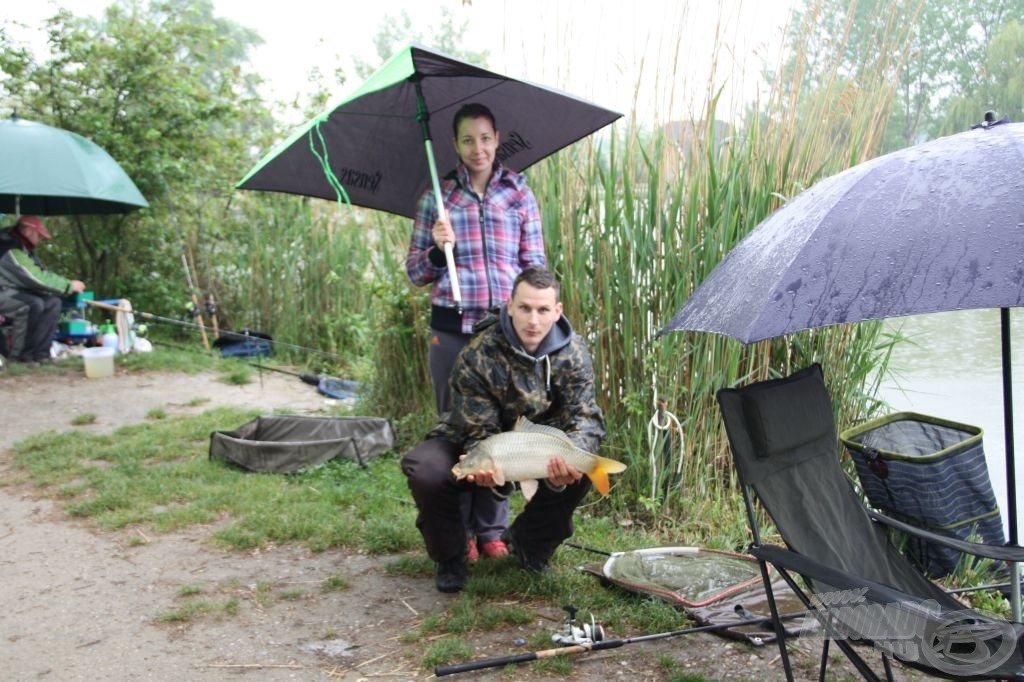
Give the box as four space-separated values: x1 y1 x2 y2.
585 456 628 496
586 468 611 496
595 455 627 474
515 417 575 444
493 469 506 486
520 479 539 501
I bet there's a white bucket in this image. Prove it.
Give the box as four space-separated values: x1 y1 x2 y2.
83 346 116 379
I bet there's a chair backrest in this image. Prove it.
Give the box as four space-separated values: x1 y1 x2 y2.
717 364 951 604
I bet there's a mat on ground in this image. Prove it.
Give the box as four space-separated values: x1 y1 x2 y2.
209 414 395 473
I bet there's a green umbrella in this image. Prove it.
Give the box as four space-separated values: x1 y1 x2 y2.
237 43 621 304
0 114 149 215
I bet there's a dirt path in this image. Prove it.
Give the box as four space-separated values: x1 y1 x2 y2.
0 366 919 680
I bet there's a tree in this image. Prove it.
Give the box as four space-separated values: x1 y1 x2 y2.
0 0 271 312
780 0 1024 151
352 6 489 79
940 18 1024 134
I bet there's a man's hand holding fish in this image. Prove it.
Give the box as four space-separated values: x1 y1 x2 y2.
462 455 584 489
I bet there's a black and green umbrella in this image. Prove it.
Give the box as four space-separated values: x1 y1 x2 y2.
0 115 148 215
237 43 621 303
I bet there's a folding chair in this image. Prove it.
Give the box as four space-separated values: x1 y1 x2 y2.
716 363 1024 681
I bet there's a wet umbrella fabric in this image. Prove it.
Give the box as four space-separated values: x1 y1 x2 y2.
659 120 1024 614
660 122 1024 342
236 43 622 219
0 116 148 215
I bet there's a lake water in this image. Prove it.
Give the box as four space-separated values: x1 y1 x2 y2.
875 308 1024 537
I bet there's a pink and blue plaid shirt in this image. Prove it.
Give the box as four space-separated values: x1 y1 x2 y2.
406 163 546 334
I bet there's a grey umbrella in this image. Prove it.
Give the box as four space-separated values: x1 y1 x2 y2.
660 118 1024 614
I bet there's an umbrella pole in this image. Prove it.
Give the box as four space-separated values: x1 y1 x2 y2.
1001 307 1021 621
414 79 462 310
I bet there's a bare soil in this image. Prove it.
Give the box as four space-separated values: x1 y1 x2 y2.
0 365 923 681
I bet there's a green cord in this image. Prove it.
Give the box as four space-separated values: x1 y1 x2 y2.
308 118 351 207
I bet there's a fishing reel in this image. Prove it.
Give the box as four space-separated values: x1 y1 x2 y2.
551 604 605 646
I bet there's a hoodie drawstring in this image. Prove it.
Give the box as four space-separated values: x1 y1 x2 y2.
544 355 552 398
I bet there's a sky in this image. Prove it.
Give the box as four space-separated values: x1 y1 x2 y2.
4 0 797 126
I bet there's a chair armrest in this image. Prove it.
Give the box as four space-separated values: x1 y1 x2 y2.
866 509 1024 562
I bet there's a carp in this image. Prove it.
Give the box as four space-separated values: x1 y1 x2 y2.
451 417 626 500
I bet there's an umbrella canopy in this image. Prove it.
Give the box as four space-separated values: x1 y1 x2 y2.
0 115 148 215
661 121 1024 343
659 119 1024 615
236 43 622 219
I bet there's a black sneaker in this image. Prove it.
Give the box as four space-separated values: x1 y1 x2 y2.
501 529 551 574
435 557 467 593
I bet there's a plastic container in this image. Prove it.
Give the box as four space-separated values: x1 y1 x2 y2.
82 346 116 379
101 331 119 352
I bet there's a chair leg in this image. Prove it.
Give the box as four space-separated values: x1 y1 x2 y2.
818 639 830 681
881 652 895 682
771 565 885 682
758 559 796 681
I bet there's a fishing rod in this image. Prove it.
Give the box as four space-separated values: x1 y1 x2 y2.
180 244 210 350
149 336 346 398
83 299 347 361
434 610 807 677
564 541 613 556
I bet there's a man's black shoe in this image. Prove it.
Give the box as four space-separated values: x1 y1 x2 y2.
501 529 551 574
435 557 467 593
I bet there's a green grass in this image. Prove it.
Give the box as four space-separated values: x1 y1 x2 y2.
321 573 350 592
11 406 420 550
177 584 202 597
70 412 97 426
218 366 252 386
156 599 217 623
119 343 219 374
145 407 168 420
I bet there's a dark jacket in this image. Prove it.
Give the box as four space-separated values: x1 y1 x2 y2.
428 303 605 454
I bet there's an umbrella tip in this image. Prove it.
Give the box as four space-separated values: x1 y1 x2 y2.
971 110 1010 130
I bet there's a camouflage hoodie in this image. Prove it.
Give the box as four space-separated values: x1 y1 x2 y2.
428 303 605 454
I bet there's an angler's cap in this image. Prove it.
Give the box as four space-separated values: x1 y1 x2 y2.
16 215 51 240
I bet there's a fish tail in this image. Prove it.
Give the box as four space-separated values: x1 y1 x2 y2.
585 456 626 496
586 467 612 495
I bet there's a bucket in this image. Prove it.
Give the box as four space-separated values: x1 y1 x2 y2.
83 346 115 379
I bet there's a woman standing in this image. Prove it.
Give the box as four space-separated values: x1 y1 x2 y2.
406 102 546 560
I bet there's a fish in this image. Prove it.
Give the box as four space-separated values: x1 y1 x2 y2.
451 417 627 500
